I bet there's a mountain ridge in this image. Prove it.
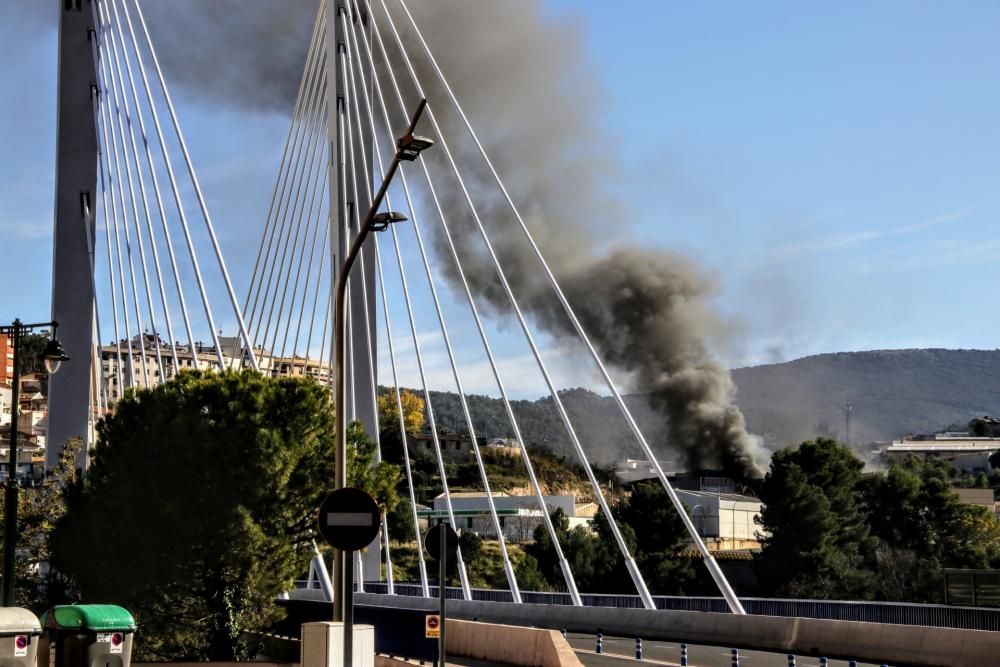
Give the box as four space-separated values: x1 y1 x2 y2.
402 348 1000 467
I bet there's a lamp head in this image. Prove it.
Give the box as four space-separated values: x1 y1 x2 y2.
42 338 70 375
370 211 408 232
397 134 434 161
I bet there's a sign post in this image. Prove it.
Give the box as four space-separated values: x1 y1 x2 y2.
425 523 459 667
317 488 381 667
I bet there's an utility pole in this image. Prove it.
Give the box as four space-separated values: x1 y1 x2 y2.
844 400 852 446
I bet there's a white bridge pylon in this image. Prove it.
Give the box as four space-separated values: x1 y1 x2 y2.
245 0 747 614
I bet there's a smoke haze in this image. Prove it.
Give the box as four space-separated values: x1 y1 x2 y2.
141 0 767 477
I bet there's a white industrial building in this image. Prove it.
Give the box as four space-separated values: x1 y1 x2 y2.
675 489 763 552
423 491 589 542
885 435 999 473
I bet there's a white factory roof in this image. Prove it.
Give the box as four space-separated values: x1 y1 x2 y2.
888 438 1000 453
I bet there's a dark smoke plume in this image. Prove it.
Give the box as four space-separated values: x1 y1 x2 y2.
139 0 316 115
143 0 767 476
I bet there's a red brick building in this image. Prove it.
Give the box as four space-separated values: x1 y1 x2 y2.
0 334 12 386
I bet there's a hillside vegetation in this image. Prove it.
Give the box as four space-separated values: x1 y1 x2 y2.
396 348 1000 464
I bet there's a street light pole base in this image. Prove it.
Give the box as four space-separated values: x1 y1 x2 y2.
302 622 374 667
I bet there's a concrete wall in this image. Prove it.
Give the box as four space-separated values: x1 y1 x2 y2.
446 619 583 667
357 594 998 667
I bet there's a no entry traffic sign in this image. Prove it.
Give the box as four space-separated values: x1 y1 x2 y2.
425 614 440 638
317 487 381 551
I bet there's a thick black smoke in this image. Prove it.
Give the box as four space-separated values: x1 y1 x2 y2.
142 0 767 476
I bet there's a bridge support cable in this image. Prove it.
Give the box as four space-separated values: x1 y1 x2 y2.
347 1 583 603
116 0 224 371
252 71 328 371
105 0 184 373
379 173 473 599
103 0 200 376
373 231 430 597
94 35 141 390
97 22 152 388
290 220 329 374
342 9 519 603
263 96 331 366
296 220 331 375
88 79 126 396
242 2 327 366
244 43 328 371
81 201 108 433
346 80 472 596
130 0 258 371
370 0 657 609
279 176 330 363
393 0 746 614
99 0 166 379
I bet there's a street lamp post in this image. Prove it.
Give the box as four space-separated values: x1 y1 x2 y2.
332 98 433 626
0 319 69 606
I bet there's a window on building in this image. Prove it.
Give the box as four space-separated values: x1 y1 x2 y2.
455 442 461 451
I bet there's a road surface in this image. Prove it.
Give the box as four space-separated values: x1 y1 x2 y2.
566 632 889 667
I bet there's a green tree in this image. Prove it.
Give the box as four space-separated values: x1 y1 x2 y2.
615 482 695 594
346 421 400 513
864 455 1000 601
16 333 50 377
0 437 81 611
513 553 550 592
754 438 874 599
51 370 335 661
378 389 425 466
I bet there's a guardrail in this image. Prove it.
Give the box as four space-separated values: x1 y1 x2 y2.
295 581 1000 632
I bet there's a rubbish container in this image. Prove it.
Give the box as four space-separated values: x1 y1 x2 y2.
39 605 136 667
0 607 41 667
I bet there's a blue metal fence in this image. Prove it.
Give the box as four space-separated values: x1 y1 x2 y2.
339 581 1000 631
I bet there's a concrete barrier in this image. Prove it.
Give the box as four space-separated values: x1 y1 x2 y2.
446 619 583 667
355 594 999 667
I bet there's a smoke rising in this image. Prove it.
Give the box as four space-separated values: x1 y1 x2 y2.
143 0 767 477
138 0 316 115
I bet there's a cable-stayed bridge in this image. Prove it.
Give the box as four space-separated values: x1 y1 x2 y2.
44 2 997 665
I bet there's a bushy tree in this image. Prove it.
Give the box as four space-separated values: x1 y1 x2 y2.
0 437 81 611
51 370 335 661
754 438 874 598
378 388 425 466
616 482 695 594
523 485 694 595
864 455 1000 601
346 421 400 513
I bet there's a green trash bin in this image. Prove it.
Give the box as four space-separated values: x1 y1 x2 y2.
39 605 136 667
0 608 41 667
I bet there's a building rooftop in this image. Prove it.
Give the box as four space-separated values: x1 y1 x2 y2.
434 491 512 499
675 489 761 503
888 439 1000 453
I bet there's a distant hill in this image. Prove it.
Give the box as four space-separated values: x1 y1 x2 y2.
400 349 1000 466
732 348 1000 451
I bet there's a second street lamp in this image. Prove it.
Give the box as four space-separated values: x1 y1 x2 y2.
0 320 69 606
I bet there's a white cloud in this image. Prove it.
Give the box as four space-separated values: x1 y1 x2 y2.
767 208 969 261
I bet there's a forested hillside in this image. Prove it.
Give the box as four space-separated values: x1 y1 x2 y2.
390 348 1000 466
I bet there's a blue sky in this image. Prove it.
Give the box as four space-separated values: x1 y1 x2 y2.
3 1 1000 397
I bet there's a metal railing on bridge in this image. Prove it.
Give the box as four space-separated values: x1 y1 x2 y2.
294 580 1000 632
